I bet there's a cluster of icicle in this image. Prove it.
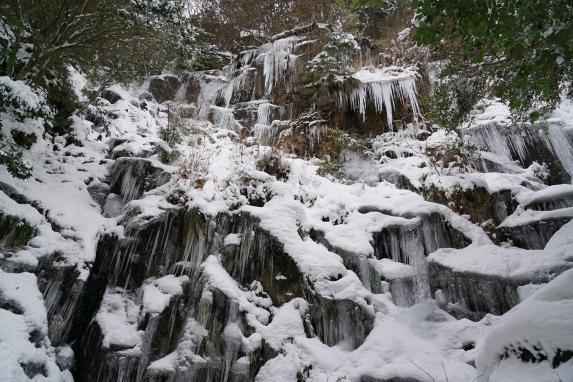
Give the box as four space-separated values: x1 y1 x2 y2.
339 66 420 130
220 34 303 105
260 36 302 95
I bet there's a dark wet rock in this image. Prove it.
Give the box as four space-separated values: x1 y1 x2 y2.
38 262 89 346
524 191 573 211
425 185 517 227
87 181 110 208
465 122 573 185
74 321 140 382
307 294 373 349
372 213 471 264
498 217 572 249
92 207 219 291
101 88 123 104
378 171 419 192
221 213 304 306
0 181 32 204
429 262 522 320
149 75 182 103
109 158 171 204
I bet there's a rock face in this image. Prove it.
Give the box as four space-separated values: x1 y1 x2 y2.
3 23 573 382
149 75 182 103
465 121 573 185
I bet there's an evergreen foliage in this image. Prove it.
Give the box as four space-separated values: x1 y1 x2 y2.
0 0 205 84
306 31 361 80
414 0 573 121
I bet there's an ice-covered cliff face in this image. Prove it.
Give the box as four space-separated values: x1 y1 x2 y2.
1 25 573 382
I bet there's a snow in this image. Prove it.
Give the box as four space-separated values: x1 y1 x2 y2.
476 268 573 382
0 76 47 111
2 23 573 382
429 243 573 281
0 271 47 331
256 300 492 382
142 275 189 314
0 270 69 381
430 218 573 281
517 184 573 207
256 35 302 95
224 233 242 246
370 258 415 280
340 66 420 128
251 299 308 350
499 206 573 228
95 288 142 349
147 351 178 373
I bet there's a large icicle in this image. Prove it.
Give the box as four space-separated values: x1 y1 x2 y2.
258 36 302 95
340 66 420 129
543 123 573 182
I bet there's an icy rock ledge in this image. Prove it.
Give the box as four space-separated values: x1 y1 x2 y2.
338 66 421 129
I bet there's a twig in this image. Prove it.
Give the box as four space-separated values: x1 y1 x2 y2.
441 361 449 382
410 360 436 382
472 366 487 382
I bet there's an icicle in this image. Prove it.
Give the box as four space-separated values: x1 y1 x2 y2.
259 36 302 95
544 123 573 182
257 102 271 126
220 71 248 108
209 106 244 133
340 67 420 130
195 76 228 120
255 121 290 146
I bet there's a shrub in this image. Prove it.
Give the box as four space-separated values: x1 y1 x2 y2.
257 151 290 181
156 141 181 164
306 31 361 81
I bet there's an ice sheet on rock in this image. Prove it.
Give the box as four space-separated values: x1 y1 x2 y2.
340 66 420 128
257 102 272 126
194 74 228 119
543 122 573 181
209 105 244 132
254 121 291 146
